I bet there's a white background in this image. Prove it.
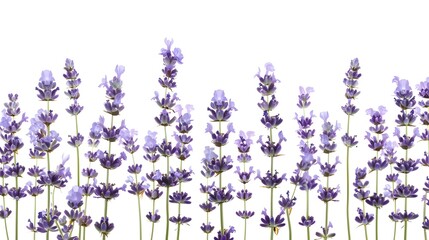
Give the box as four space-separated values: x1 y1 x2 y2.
1 1 429 239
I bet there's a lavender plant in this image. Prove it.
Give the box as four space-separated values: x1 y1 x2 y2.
171 104 194 240
416 77 429 240
255 63 287 239
206 89 236 238
93 65 128 239
341 58 360 240
365 106 389 240
0 93 28 240
293 86 317 240
316 112 341 239
199 146 216 240
390 76 420 240
153 38 183 240
234 130 255 240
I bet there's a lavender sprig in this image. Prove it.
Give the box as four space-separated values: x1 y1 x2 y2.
33 70 62 240
365 106 389 240
154 38 183 240
255 62 286 240
172 104 194 240
341 58 361 240
392 76 419 240
318 111 341 239
200 146 216 240
234 130 255 240
416 77 429 240
206 89 236 237
294 86 317 240
95 64 127 240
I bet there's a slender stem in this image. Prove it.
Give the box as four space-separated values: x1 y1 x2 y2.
176 159 183 240
286 211 292 240
362 201 368 240
324 202 329 240
376 170 379 240
14 200 18 240
165 186 170 240
346 113 352 240
150 162 156 240
269 126 274 240
131 154 143 240
425 191 428 240
306 189 310 240
2 177 9 240
218 121 224 232
46 100 51 240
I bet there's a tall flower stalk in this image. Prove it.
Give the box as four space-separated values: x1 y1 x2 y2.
153 38 183 240
353 167 372 240
171 104 194 240
255 63 287 239
143 131 161 240
390 76 419 240
365 106 389 240
62 58 84 240
206 89 236 238
341 58 361 240
33 70 60 240
416 77 429 240
0 93 27 240
294 86 317 240
234 131 255 240
199 146 216 240
120 128 150 240
94 65 128 239
316 112 340 240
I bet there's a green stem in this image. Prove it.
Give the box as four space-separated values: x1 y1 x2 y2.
376 170 379 240
150 162 156 240
363 201 368 240
176 160 183 240
306 189 310 240
218 121 224 232
165 186 170 240
14 200 18 240
2 184 9 240
424 193 428 240
269 126 274 240
286 211 292 240
346 113 352 240
131 154 143 240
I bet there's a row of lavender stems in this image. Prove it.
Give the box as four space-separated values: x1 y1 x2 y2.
2 39 429 240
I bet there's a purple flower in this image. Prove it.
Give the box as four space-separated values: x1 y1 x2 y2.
299 216 315 227
169 215 191 225
214 226 235 240
255 170 286 188
200 222 215 234
261 111 283 128
393 76 416 109
367 157 388 172
256 62 278 96
315 222 336 239
207 155 233 175
236 189 252 201
0 206 11 219
236 210 255 219
146 210 161 223
389 210 419 222
299 172 319 191
207 90 237 122
66 186 83 209
208 184 235 204
257 131 287 157
355 208 374 226
258 95 279 112
206 122 235 147
318 156 340 177
169 191 191 204
145 187 163 200
354 189 370 200
199 201 216 212
393 184 418 198
36 70 59 101
423 217 429 229
234 166 255 184
126 176 150 196
317 185 339 202
78 215 92 227
94 182 125 200
98 151 126 170
365 193 389 208
297 86 314 109
260 208 285 229
94 217 114 237
394 158 419 174
278 191 296 209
